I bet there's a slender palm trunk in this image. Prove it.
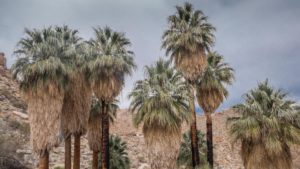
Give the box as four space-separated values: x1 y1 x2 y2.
92 151 99 169
73 134 81 169
65 136 72 169
39 150 49 169
190 95 200 168
101 101 110 169
206 113 213 168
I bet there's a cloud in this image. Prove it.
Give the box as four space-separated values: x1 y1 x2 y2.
1 0 300 109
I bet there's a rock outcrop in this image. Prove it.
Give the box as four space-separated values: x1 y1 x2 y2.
0 53 7 76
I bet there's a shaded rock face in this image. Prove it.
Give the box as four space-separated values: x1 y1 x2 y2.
0 156 29 169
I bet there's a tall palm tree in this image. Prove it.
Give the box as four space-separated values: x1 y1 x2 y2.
88 26 136 169
227 80 300 169
98 135 130 169
87 97 118 169
57 26 92 169
11 27 74 169
129 59 191 169
196 51 234 168
162 3 215 167
177 131 208 169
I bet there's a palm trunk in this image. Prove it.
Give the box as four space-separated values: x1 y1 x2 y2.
39 150 49 169
101 101 110 169
65 136 72 169
73 134 81 169
190 96 200 168
206 113 213 168
92 151 99 169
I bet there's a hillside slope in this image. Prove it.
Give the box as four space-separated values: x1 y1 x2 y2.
0 69 300 169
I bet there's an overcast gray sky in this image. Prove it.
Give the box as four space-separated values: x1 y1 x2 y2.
1 0 300 110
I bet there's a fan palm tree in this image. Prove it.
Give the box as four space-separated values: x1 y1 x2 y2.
129 59 191 169
98 135 130 169
87 97 118 169
177 131 208 169
196 51 234 168
56 26 92 169
11 27 74 169
227 80 300 169
88 26 136 169
162 2 215 167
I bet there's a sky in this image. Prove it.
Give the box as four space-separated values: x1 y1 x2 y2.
1 0 300 110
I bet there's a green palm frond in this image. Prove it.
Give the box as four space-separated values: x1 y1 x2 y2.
88 26 136 83
196 51 235 113
177 131 208 169
129 58 192 139
162 2 216 60
98 135 130 169
89 96 119 123
227 80 300 169
11 26 83 92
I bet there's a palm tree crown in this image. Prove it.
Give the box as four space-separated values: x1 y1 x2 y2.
162 2 216 81
228 80 300 169
129 59 191 168
12 26 80 92
88 26 136 101
129 59 191 142
196 51 234 113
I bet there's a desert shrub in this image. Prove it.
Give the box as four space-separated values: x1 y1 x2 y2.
8 120 30 136
53 166 64 169
0 88 27 110
0 135 21 156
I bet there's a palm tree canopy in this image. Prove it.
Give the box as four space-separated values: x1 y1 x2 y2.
88 26 136 101
129 59 191 142
196 51 234 113
11 26 81 92
162 2 215 55
227 80 300 169
162 2 216 82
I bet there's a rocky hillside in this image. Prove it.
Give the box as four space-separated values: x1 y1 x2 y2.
0 58 300 169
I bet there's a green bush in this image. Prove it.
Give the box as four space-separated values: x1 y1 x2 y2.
177 130 208 169
98 135 130 169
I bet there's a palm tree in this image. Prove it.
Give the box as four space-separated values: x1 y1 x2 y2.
196 51 234 168
177 131 208 169
98 135 130 169
162 2 215 167
57 26 92 169
129 59 191 169
227 80 300 169
87 97 118 169
88 26 136 169
11 27 74 169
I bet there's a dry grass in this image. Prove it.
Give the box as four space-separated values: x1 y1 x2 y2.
197 89 224 113
174 48 207 82
87 112 102 151
92 76 123 102
61 74 92 137
144 127 181 169
25 83 64 156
